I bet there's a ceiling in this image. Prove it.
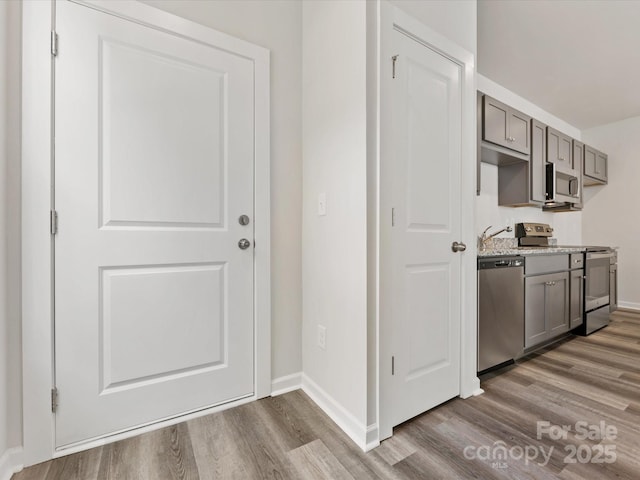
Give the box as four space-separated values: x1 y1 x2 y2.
478 0 640 130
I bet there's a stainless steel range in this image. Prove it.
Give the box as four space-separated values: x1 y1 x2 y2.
515 222 617 335
581 247 618 335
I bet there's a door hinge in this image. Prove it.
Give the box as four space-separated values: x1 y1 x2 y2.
391 208 395 227
51 387 58 413
391 356 395 375
392 55 398 78
50 210 58 235
51 31 58 57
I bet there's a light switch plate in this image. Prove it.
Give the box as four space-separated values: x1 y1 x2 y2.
317 324 326 350
318 192 327 216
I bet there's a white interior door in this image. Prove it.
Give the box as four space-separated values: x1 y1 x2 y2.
390 28 463 427
54 1 255 447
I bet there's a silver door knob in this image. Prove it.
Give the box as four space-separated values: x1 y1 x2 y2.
451 241 466 253
238 239 251 250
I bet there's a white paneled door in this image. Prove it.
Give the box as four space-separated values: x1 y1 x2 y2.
54 1 255 447
390 28 462 427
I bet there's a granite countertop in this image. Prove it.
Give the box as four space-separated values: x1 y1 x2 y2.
477 246 586 257
477 237 586 257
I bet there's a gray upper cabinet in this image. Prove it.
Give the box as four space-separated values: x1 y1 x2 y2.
584 145 608 185
497 118 546 207
483 95 531 155
572 140 584 208
530 120 547 204
547 127 573 171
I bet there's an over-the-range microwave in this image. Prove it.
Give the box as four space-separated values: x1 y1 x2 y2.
546 163 580 204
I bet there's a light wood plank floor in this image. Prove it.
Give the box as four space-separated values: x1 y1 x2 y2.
15 310 640 479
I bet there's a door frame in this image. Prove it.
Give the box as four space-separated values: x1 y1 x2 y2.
378 3 481 440
22 0 271 466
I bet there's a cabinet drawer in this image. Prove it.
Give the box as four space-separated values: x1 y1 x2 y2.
525 254 569 275
570 253 584 269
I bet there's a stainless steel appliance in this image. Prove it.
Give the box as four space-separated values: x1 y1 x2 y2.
578 247 617 335
545 163 580 205
515 222 553 247
478 256 524 373
610 251 618 312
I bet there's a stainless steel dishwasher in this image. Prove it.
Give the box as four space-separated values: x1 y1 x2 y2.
478 256 524 373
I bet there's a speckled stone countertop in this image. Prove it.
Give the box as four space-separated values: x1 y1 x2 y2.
477 246 586 257
477 237 586 257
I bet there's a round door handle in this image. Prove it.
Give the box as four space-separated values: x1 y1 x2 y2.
451 241 466 253
238 238 251 250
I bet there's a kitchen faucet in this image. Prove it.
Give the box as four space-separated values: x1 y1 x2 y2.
479 225 513 250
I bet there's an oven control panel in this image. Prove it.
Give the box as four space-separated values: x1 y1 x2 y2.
516 222 554 238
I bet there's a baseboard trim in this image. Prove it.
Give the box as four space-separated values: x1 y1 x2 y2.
301 374 369 451
0 447 24 480
270 372 302 396
365 424 380 451
618 302 640 312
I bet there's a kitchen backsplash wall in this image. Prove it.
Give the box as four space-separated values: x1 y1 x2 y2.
476 162 583 245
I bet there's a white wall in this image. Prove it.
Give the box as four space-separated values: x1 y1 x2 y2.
302 0 368 443
0 0 23 466
582 116 640 310
142 0 303 381
476 74 583 245
390 0 476 56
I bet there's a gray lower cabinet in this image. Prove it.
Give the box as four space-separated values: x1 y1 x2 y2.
525 271 570 349
570 268 584 329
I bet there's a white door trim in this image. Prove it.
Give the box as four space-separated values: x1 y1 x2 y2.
22 0 270 466
378 3 480 441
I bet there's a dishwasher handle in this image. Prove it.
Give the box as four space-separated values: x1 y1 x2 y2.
478 257 524 270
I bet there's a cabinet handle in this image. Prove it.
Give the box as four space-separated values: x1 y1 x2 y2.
558 157 564 161
545 281 557 286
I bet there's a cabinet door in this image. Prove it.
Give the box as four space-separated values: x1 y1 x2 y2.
509 110 531 155
547 272 570 336
483 96 510 150
584 145 608 184
530 120 547 204
570 269 584 329
525 275 549 348
572 140 584 207
483 95 531 154
584 145 597 178
595 151 608 183
547 127 572 170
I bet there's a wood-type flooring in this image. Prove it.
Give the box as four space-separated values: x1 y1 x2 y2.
14 310 640 479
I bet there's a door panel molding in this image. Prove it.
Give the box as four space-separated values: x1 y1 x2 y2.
22 0 270 465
